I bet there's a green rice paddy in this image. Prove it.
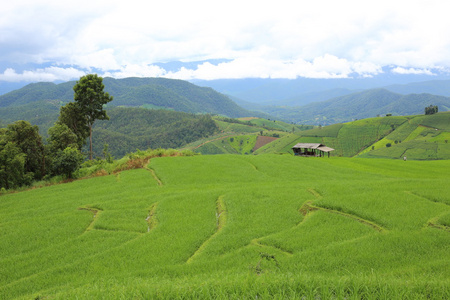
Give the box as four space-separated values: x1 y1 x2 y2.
1 154 449 299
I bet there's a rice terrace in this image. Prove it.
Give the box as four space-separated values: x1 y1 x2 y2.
1 150 449 299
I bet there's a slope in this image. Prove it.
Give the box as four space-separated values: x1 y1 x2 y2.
182 117 310 155
357 111 450 160
256 112 450 160
0 77 257 118
0 155 449 299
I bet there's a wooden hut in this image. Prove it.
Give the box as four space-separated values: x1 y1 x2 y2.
292 143 334 157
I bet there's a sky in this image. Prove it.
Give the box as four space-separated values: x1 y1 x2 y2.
1 0 450 83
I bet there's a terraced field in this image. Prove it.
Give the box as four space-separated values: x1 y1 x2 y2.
253 112 450 159
1 155 449 299
359 112 450 159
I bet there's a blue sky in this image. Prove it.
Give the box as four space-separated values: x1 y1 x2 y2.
1 0 450 82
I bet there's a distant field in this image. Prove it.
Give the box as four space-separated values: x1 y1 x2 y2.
358 112 450 159
255 113 450 159
1 155 449 299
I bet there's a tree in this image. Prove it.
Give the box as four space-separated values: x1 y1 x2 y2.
52 147 84 179
57 102 89 150
47 123 79 153
102 143 114 163
425 105 438 115
73 74 113 160
0 123 40 189
5 120 45 180
0 142 30 189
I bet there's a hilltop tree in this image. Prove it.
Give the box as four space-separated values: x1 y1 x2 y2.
425 105 438 115
73 74 113 160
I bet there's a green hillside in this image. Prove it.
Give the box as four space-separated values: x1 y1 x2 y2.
90 108 218 158
358 112 450 160
1 155 449 299
0 77 258 118
184 117 308 155
0 106 219 159
255 112 450 160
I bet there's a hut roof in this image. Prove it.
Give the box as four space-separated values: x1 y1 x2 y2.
317 146 334 152
292 143 335 152
292 143 322 149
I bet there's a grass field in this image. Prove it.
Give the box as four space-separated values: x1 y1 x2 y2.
1 154 449 299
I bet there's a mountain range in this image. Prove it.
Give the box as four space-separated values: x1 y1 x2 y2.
236 88 450 125
0 77 257 118
194 77 450 106
1 76 449 128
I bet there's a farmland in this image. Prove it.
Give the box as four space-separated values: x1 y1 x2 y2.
1 154 449 299
181 112 450 160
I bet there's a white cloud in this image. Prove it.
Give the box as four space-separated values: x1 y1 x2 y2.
103 64 167 79
0 67 86 82
162 55 383 80
1 0 450 81
391 67 434 76
70 49 120 71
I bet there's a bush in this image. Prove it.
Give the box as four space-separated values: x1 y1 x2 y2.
386 143 392 148
52 147 84 179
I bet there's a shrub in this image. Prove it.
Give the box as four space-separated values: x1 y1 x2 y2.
52 147 84 179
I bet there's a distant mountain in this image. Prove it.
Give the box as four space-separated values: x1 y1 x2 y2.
0 77 260 118
384 80 450 97
250 89 450 125
193 71 450 105
277 88 356 106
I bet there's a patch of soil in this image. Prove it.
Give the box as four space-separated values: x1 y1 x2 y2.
253 136 278 151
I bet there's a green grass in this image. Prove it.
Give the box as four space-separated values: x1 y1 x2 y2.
215 120 261 134
190 113 450 160
227 135 257 154
193 135 257 155
300 123 344 138
256 113 450 159
0 155 449 299
410 111 450 130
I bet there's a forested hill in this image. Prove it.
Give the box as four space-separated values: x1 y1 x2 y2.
256 89 450 125
0 77 258 118
92 107 219 158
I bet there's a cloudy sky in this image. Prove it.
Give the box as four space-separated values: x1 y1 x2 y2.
1 0 450 82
